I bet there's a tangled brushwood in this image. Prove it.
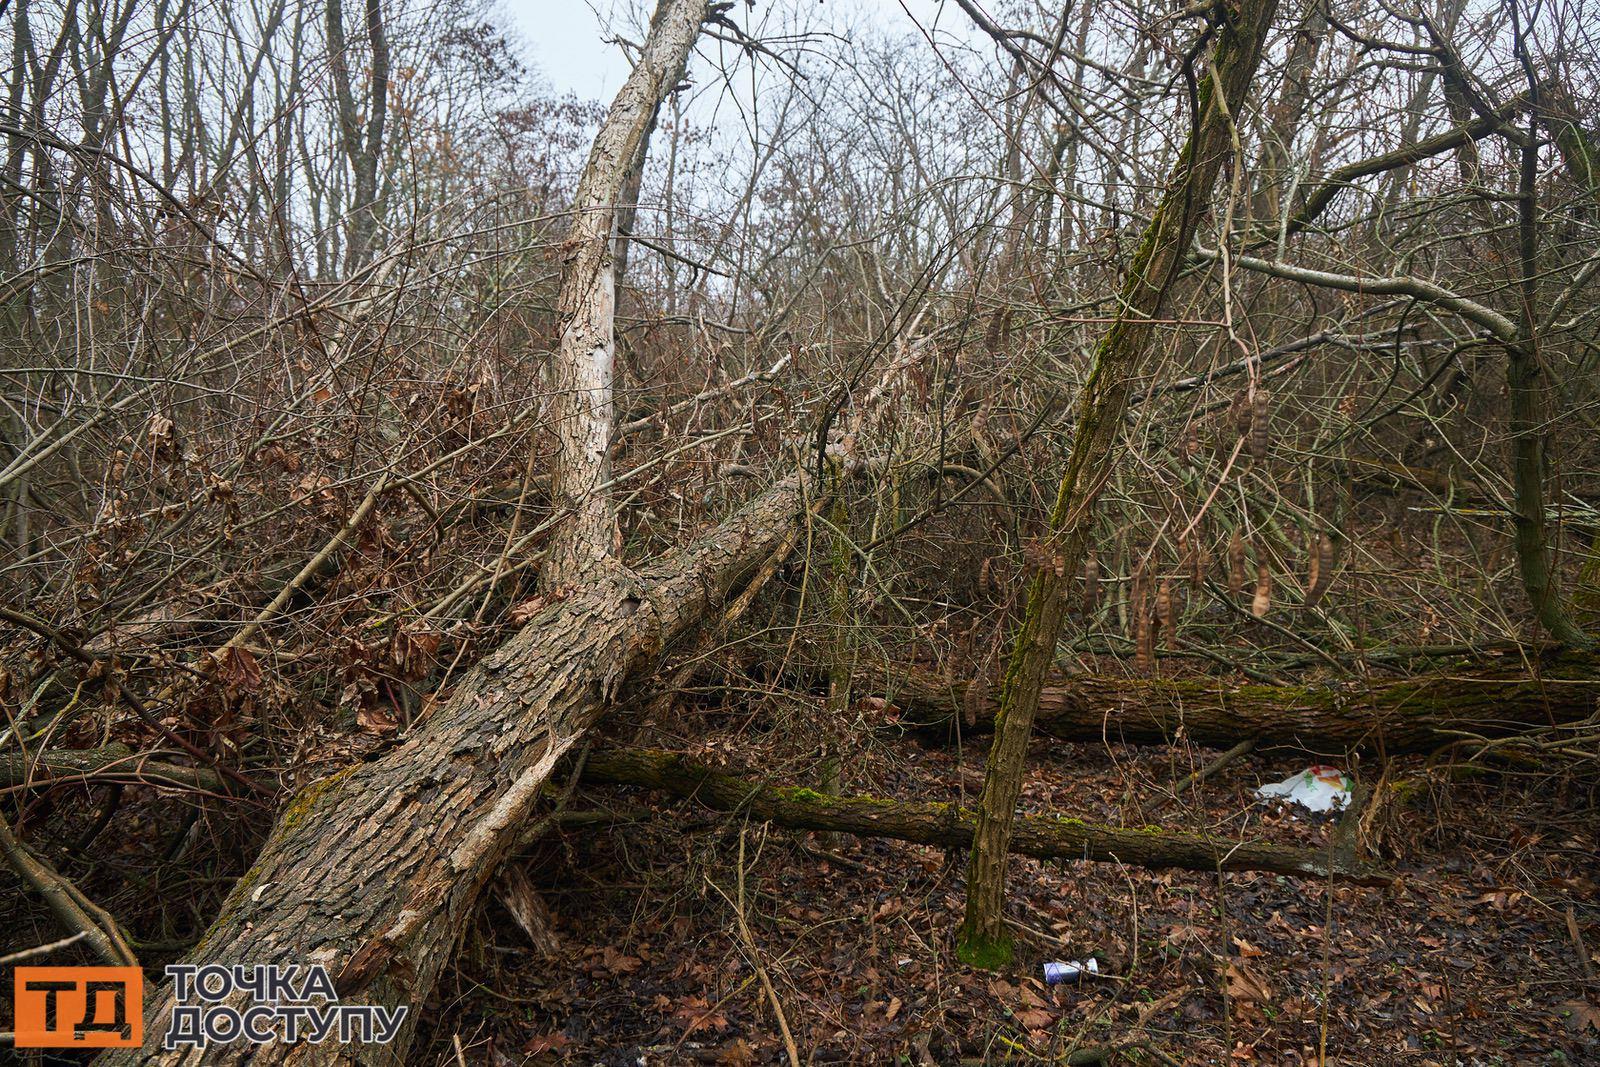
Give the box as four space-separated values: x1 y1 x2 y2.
1 0 1598 1063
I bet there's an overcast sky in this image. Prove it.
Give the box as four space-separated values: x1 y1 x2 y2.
498 0 982 101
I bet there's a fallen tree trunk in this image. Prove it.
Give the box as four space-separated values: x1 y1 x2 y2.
98 466 815 1064
21 647 1598 802
0 742 1387 885
888 653 1600 754
0 743 229 795
579 748 1391 885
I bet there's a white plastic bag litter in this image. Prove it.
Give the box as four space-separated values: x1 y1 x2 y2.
1043 959 1099 984
1255 765 1352 812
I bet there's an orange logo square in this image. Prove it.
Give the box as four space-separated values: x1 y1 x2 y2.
12 966 143 1048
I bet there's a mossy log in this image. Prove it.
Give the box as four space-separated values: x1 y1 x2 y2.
0 743 230 794
579 747 1391 886
888 652 1600 754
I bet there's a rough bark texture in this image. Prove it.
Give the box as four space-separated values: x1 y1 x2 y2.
957 0 1282 969
545 0 707 585
579 747 1391 885
889 654 1600 754
96 469 814 1065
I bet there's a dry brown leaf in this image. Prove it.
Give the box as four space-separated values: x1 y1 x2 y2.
509 596 547 626
522 1032 569 1056
356 704 399 735
1561 998 1600 1033
1226 961 1272 1002
1232 936 1264 958
717 1038 757 1065
1014 1006 1054 1029
601 945 642 974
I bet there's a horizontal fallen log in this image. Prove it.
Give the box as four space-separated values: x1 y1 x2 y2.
0 743 1379 883
0 744 230 795
578 747 1392 885
886 652 1600 755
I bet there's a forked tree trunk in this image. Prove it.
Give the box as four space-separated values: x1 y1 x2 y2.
99 470 815 1065
100 3 717 1062
957 0 1283 970
545 0 709 586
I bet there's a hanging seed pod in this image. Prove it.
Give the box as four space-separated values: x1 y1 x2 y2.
1232 390 1254 435
1305 533 1321 601
963 671 988 728
1228 530 1248 596
1250 391 1270 462
984 307 1005 353
1129 558 1150 640
1191 537 1209 587
1252 561 1273 618
1082 550 1101 616
1155 579 1175 648
1306 533 1337 608
1135 608 1154 674
1182 423 1201 465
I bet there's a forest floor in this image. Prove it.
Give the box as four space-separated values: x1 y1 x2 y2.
4 672 1597 1066
418 723 1600 1066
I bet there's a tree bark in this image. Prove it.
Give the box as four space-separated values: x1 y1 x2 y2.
1506 55 1588 647
545 0 708 586
579 748 1391 885
957 0 1283 970
886 654 1600 755
90 5 734 1059
1251 0 1325 223
96 468 816 1065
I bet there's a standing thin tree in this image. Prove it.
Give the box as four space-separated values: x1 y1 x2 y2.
326 0 390 270
956 0 1283 969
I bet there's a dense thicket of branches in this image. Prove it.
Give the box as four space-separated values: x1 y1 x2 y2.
1 0 1597 1058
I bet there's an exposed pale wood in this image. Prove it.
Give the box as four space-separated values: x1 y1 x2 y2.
545 0 709 586
98 467 815 1065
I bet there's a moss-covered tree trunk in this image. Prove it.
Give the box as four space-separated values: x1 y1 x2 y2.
957 0 1283 969
887 653 1600 754
581 748 1389 885
1506 75 1589 647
